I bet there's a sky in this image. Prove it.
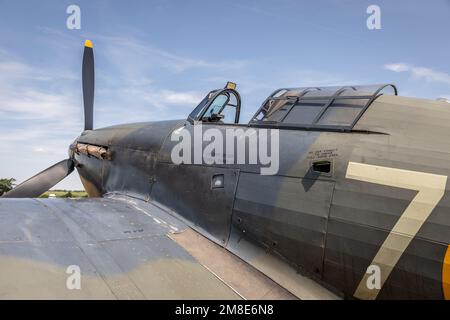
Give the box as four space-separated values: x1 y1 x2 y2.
0 0 450 190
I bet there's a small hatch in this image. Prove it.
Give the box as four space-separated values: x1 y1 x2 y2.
312 161 331 173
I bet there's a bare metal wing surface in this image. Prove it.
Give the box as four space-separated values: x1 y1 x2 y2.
0 195 314 299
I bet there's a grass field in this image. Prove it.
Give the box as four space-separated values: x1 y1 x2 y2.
40 190 88 198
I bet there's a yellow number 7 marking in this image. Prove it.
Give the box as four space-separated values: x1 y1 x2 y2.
345 162 447 300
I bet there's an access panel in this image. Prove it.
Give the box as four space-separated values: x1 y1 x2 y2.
151 163 239 245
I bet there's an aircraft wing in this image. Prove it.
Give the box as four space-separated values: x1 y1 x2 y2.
0 194 295 299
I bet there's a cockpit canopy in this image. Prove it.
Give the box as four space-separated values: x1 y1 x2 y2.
188 83 397 131
250 84 397 131
188 82 241 124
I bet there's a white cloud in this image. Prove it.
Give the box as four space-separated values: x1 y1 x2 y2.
100 86 204 124
97 35 251 75
142 89 202 106
385 63 450 85
0 48 83 189
33 147 45 153
0 89 78 119
0 48 76 82
0 49 80 121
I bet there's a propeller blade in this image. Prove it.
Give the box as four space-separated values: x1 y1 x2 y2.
1 159 75 198
82 40 95 131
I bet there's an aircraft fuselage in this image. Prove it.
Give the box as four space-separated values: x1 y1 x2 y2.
73 93 450 300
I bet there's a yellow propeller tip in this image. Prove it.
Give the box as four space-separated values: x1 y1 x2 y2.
84 40 93 48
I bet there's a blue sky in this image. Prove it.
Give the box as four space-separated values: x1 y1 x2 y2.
1 0 449 189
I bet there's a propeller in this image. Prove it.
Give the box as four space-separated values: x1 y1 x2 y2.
2 40 95 198
82 40 94 131
2 160 75 198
